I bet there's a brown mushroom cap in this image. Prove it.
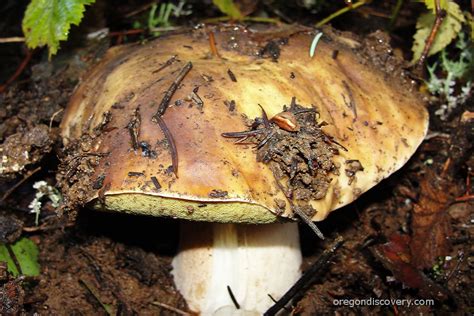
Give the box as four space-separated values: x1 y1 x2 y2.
61 25 428 223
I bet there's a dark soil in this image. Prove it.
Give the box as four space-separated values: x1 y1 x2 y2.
0 1 472 315
34 211 184 315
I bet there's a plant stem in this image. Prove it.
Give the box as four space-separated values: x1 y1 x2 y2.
203 16 281 24
315 1 368 28
388 0 404 31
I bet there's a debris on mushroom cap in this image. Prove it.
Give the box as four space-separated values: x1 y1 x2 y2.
59 24 428 223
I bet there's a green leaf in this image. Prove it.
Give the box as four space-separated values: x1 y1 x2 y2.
466 12 474 40
11 237 40 276
0 237 40 277
212 0 243 20
412 1 465 63
419 0 448 12
0 244 18 276
22 0 96 58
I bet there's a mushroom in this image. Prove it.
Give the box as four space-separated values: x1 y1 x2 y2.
59 25 428 315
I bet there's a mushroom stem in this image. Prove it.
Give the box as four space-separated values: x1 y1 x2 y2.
172 222 302 315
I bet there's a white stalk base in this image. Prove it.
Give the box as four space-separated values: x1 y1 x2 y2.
172 222 302 315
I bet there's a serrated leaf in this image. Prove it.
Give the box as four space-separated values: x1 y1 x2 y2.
419 0 448 12
412 1 465 63
0 237 40 277
22 0 96 58
212 0 243 20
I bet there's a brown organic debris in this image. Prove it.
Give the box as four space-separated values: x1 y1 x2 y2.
371 234 449 300
151 61 193 176
0 215 23 244
0 278 25 315
208 189 228 198
410 173 454 269
57 127 110 213
409 112 472 269
223 99 344 223
227 69 237 82
345 159 364 185
127 108 141 151
0 124 53 179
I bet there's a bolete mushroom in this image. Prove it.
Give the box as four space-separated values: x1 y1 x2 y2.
59 25 428 315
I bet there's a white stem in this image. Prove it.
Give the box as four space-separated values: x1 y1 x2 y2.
172 222 302 315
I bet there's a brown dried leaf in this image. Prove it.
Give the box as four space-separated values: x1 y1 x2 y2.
410 171 455 269
372 234 448 300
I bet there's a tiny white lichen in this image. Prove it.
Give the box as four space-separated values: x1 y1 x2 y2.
28 181 62 225
427 32 473 120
